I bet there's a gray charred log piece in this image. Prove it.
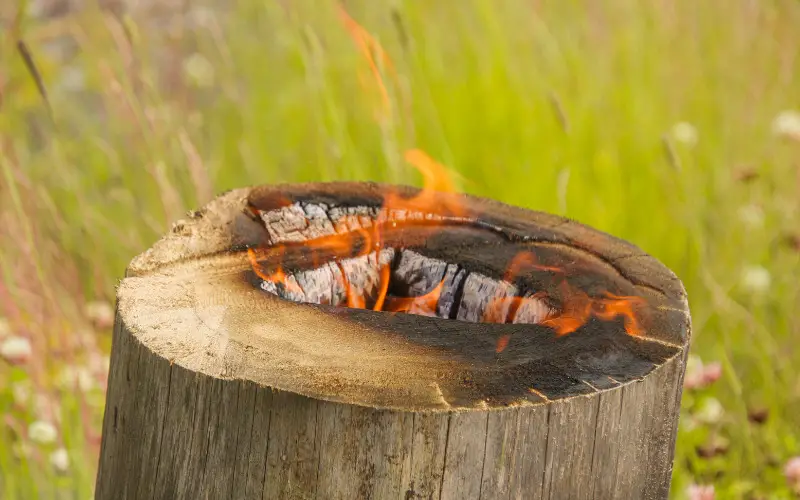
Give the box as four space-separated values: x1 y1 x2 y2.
95 182 691 500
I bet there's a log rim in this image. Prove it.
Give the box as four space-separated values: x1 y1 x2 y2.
118 182 692 412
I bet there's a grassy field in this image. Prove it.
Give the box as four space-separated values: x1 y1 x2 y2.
1 0 799 498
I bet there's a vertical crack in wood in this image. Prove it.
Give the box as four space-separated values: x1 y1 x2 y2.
96 317 126 497
240 385 258 496
586 396 602 499
405 412 417 498
151 363 174 496
607 387 626 497
437 413 453 500
227 384 244 500
177 373 202 496
652 356 688 498
539 405 553 500
476 412 492 499
259 391 275 500
128 340 144 500
313 399 323 499
201 381 222 492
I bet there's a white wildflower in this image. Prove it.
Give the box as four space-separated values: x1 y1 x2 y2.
0 317 10 338
740 265 771 295
680 415 699 432
671 122 698 146
28 421 58 445
33 395 53 422
0 336 33 364
58 66 86 93
85 301 115 329
772 110 800 141
189 7 216 28
26 0 48 18
58 366 96 392
683 355 705 390
50 448 70 473
737 204 765 229
183 53 215 88
89 353 111 375
695 397 725 425
11 381 31 405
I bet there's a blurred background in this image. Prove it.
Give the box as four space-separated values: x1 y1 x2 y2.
1 0 799 498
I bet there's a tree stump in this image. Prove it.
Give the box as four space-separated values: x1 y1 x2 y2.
95 182 691 500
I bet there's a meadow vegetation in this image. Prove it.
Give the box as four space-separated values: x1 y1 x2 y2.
1 1 799 498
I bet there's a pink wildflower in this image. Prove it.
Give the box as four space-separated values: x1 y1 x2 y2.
687 483 715 500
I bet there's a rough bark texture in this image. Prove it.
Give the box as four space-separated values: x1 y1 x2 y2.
96 182 691 499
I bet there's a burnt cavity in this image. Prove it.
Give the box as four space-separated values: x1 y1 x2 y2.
234 185 686 404
249 246 556 325
244 199 654 333
241 199 620 326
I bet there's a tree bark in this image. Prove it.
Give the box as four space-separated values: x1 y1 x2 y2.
95 183 691 500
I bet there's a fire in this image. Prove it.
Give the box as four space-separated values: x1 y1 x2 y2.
384 279 445 316
247 247 302 296
496 335 510 353
486 252 645 353
340 269 368 309
504 251 564 278
337 4 396 121
542 286 645 337
249 151 647 348
246 5 648 349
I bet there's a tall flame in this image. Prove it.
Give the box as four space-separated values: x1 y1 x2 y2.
338 4 396 121
247 6 648 348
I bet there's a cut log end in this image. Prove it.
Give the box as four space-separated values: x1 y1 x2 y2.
116 183 689 412
99 182 691 500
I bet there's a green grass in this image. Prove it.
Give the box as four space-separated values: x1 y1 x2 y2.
1 0 799 497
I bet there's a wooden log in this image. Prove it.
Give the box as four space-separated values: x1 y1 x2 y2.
95 182 691 499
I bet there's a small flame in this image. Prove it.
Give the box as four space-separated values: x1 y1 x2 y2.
594 292 646 336
496 334 511 353
247 247 303 295
338 4 395 121
384 279 445 315
250 148 462 312
373 264 391 311
504 251 564 280
341 270 367 309
542 284 645 337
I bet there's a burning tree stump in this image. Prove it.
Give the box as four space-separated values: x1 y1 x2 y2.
96 182 691 500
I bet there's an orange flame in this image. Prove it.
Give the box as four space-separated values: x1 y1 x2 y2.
373 264 391 311
249 148 462 311
247 247 303 296
594 292 646 336
496 335 510 353
542 284 645 337
256 6 651 338
504 251 564 280
339 269 367 309
248 153 646 342
486 250 645 352
384 279 445 315
338 4 396 121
